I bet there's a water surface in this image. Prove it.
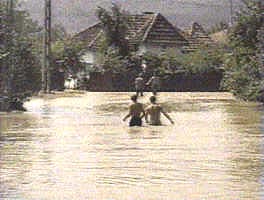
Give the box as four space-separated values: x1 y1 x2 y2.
0 92 263 200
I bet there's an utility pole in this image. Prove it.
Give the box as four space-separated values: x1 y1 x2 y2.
229 0 233 26
6 0 14 96
259 0 264 69
42 0 52 93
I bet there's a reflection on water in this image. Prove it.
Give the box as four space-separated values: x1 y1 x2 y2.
0 92 264 200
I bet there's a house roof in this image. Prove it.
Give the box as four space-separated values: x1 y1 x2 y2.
183 22 215 52
73 23 102 48
73 12 188 51
210 30 228 44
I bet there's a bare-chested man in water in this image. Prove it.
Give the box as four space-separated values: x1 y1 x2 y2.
123 95 145 126
145 96 174 126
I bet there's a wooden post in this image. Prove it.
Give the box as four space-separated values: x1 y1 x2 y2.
1 0 9 94
6 0 14 96
259 1 264 69
43 0 52 93
229 0 233 26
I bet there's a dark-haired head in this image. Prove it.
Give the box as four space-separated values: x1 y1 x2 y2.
131 95 138 102
150 96 156 103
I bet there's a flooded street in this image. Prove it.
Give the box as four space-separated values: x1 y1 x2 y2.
0 92 263 200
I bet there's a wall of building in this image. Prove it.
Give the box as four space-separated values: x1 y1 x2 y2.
81 50 95 65
138 44 183 55
87 70 223 92
87 71 114 91
162 70 223 92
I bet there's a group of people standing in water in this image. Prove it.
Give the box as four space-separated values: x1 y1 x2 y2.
123 72 174 127
134 72 161 97
123 94 174 127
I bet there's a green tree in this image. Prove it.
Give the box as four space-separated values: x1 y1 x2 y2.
229 0 263 49
141 45 224 77
52 40 85 76
0 0 42 110
96 3 129 57
222 0 264 101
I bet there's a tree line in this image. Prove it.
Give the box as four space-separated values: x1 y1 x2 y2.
0 0 42 110
0 1 70 111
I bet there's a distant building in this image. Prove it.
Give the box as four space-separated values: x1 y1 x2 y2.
72 15 221 91
73 12 217 69
183 22 216 52
73 12 189 66
210 30 228 45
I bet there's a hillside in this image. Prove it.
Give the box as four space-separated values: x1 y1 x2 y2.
20 0 242 34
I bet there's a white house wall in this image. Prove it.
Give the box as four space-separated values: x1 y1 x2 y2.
81 51 95 64
138 44 183 55
81 45 183 66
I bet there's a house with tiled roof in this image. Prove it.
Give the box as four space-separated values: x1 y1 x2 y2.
74 12 189 66
183 22 215 52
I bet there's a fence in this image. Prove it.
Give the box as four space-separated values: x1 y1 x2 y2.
87 70 223 92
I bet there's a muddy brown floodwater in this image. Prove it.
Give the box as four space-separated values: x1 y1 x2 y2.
0 92 263 200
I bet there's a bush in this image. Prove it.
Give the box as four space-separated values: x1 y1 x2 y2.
0 2 42 101
140 46 224 77
221 47 262 101
178 46 224 74
221 1 264 101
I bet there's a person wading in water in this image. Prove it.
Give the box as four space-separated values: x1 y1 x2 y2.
123 95 145 127
135 73 144 97
145 96 174 126
146 72 161 95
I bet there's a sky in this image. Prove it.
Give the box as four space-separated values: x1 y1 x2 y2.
19 0 242 34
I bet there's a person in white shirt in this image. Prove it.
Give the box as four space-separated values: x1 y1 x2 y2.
135 73 144 97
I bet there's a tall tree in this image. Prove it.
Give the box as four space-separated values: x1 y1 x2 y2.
96 3 129 57
230 0 263 49
0 0 42 109
222 0 264 101
0 1 8 93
